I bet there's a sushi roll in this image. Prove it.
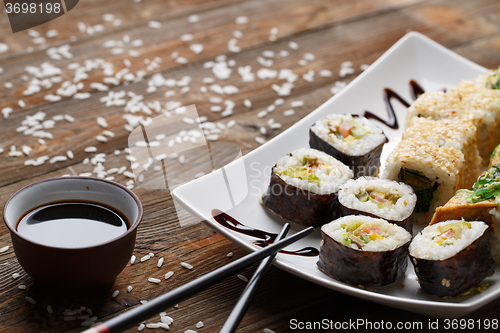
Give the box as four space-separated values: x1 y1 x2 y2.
383 138 466 224
431 161 500 263
409 220 495 298
261 148 353 227
476 66 499 90
318 215 412 287
338 177 416 233
309 114 387 178
403 118 481 188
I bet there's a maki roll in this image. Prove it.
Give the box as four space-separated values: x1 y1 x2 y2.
261 148 353 227
431 157 500 263
338 177 416 233
403 118 481 188
318 215 411 287
383 138 466 224
410 220 495 298
309 114 387 178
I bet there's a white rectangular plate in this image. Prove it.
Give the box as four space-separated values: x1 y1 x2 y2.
172 32 498 318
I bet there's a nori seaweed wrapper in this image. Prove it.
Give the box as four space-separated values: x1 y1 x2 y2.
410 230 495 298
317 231 410 287
261 166 338 227
309 128 387 178
338 204 413 234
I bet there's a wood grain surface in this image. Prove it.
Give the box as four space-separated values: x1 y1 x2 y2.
0 0 499 332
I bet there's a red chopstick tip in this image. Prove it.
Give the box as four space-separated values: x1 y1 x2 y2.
89 323 110 333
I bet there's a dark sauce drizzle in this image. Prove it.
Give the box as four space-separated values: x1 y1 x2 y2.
211 209 319 257
360 80 426 129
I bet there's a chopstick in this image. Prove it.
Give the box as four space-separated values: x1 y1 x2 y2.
219 223 290 333
83 224 314 333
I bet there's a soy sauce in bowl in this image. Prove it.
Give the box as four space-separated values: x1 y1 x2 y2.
16 200 130 248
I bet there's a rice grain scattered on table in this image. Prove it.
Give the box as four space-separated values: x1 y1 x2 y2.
181 262 193 270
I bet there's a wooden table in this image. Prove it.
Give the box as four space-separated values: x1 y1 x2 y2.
0 0 500 332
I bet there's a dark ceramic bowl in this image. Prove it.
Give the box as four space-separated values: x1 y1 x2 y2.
3 177 143 294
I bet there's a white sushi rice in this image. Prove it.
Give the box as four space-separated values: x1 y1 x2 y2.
409 220 488 260
338 177 416 221
322 215 411 251
310 114 386 156
274 148 353 195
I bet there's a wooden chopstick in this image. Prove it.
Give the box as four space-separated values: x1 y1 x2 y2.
219 223 290 333
82 224 314 333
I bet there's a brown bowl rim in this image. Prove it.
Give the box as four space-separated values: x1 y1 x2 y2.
2 176 143 251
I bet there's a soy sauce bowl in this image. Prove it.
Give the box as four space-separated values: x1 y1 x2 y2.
3 177 143 294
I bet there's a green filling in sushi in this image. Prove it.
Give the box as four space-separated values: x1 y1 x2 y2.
485 70 500 90
398 168 439 213
274 155 327 183
339 220 388 248
355 189 400 209
431 221 471 247
467 164 500 204
325 117 370 141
